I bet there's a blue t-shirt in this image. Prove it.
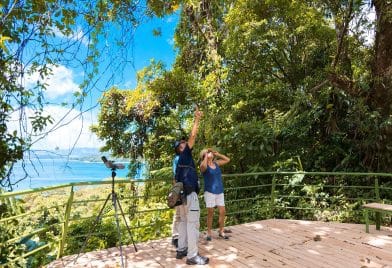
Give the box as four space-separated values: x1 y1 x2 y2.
202 162 224 194
172 155 179 176
175 144 199 194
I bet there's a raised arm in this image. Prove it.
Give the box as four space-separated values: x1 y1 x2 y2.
187 107 203 149
214 151 230 167
200 151 208 173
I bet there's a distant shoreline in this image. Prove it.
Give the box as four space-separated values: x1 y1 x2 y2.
9 158 142 191
30 147 128 163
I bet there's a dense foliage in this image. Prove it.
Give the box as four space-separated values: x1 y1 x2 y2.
94 0 392 175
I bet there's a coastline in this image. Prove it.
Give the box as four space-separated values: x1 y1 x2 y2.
8 158 136 191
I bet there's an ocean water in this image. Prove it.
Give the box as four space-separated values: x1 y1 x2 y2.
8 158 141 191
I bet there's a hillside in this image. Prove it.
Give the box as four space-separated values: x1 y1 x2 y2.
31 148 128 162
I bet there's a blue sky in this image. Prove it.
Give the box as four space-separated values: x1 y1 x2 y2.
80 14 179 113
18 13 179 151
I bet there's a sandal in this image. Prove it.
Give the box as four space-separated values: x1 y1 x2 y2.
218 232 229 240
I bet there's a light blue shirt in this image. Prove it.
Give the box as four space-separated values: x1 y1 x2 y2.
172 155 179 176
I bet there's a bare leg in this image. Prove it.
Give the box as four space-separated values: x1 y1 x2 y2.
207 207 214 236
218 206 226 235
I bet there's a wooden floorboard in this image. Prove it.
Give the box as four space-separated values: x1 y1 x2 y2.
47 219 392 268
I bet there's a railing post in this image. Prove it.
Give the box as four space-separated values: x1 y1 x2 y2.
9 196 16 213
57 186 74 258
374 177 380 200
374 177 381 230
270 175 276 218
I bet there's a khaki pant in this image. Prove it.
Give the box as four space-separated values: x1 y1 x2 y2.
177 192 200 258
171 206 180 239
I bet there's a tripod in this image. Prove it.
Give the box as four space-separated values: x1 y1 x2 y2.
73 167 138 267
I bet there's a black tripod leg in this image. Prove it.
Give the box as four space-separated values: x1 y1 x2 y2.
116 197 138 252
112 192 126 268
73 192 112 264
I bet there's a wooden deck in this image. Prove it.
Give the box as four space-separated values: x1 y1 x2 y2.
47 219 392 268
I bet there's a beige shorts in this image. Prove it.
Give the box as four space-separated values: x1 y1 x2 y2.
204 191 225 208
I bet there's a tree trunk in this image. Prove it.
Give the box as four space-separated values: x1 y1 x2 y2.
369 0 392 116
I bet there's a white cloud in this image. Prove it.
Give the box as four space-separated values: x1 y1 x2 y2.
166 14 178 24
35 106 103 150
124 79 136 89
53 26 89 46
25 64 80 99
166 38 174 46
9 105 104 150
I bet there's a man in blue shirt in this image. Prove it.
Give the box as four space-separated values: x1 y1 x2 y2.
174 107 209 265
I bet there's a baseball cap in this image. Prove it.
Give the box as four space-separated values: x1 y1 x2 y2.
173 137 186 149
174 140 181 149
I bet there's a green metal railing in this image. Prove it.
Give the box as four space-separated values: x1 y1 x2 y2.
1 171 391 267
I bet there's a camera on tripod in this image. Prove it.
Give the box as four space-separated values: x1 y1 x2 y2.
101 156 125 170
73 156 137 268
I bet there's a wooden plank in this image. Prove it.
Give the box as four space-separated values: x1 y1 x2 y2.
233 220 340 266
247 219 391 268
267 219 392 267
46 219 392 268
132 240 181 267
268 221 387 251
197 235 249 268
363 202 392 211
228 224 323 267
239 224 346 267
200 230 296 267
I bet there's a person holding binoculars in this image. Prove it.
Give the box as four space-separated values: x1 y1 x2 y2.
199 148 230 241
